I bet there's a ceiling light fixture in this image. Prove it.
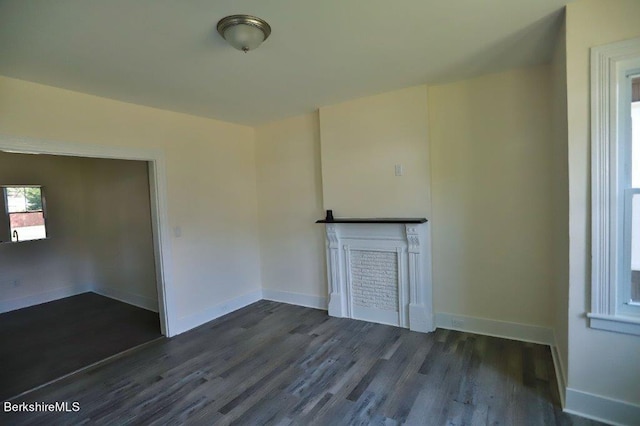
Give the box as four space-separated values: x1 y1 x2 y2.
217 15 271 53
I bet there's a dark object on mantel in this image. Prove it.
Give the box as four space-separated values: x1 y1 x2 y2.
316 217 427 224
325 209 334 221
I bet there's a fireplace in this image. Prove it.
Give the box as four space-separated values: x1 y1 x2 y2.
318 218 434 333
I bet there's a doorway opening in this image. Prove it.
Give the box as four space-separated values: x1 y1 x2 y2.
0 134 175 398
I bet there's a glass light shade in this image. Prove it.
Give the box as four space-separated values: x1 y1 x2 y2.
217 15 271 52
223 24 266 52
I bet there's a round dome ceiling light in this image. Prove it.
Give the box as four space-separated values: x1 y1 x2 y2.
217 14 272 53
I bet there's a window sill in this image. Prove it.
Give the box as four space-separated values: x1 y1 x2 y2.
0 237 50 245
588 313 640 336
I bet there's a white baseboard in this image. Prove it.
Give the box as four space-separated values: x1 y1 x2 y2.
92 286 158 312
565 388 640 426
549 334 640 426
434 312 554 345
262 289 328 310
173 289 263 335
0 283 91 314
550 341 567 408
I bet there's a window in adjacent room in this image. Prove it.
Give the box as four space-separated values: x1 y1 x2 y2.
2 186 47 242
590 37 640 335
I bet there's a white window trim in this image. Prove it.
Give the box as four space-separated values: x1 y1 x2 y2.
1 185 48 243
589 36 640 336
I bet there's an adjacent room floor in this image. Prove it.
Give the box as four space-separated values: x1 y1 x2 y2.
0 292 162 400
2 300 602 425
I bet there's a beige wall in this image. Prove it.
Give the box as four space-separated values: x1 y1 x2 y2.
0 153 157 311
257 85 432 306
255 113 326 300
0 76 262 326
0 153 93 310
319 85 431 218
565 0 640 405
428 65 554 327
550 14 569 390
256 68 556 332
82 157 157 306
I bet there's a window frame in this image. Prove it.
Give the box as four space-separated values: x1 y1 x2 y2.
1 185 48 243
589 36 640 335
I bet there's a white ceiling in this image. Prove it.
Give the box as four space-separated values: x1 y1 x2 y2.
0 0 570 125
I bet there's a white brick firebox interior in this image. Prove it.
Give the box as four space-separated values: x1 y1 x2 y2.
323 221 434 333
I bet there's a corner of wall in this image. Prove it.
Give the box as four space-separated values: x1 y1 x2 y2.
91 285 158 313
565 388 640 426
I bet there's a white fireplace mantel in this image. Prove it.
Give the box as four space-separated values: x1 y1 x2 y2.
321 219 434 333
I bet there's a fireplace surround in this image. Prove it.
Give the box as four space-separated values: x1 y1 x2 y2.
317 218 434 333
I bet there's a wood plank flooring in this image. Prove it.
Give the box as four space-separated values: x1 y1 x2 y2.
1 301 603 425
0 292 161 400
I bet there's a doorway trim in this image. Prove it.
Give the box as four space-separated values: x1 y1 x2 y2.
0 133 176 337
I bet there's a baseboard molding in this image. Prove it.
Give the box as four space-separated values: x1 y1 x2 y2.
262 289 328 310
434 312 554 345
565 388 640 426
92 286 158 312
0 283 91 314
173 289 263 335
550 340 567 408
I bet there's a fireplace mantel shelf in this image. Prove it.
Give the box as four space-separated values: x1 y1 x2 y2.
316 218 427 224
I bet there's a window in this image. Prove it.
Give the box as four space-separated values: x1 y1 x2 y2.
590 37 640 335
1 186 47 243
628 81 640 309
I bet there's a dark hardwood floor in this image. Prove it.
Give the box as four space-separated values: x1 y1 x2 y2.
0 292 161 400
1 300 602 425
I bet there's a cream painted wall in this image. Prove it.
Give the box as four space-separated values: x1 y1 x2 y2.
82 157 157 307
255 113 327 300
0 76 262 326
550 15 569 389
258 67 556 332
0 153 92 310
0 152 157 311
319 85 431 218
565 0 640 405
428 65 554 327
